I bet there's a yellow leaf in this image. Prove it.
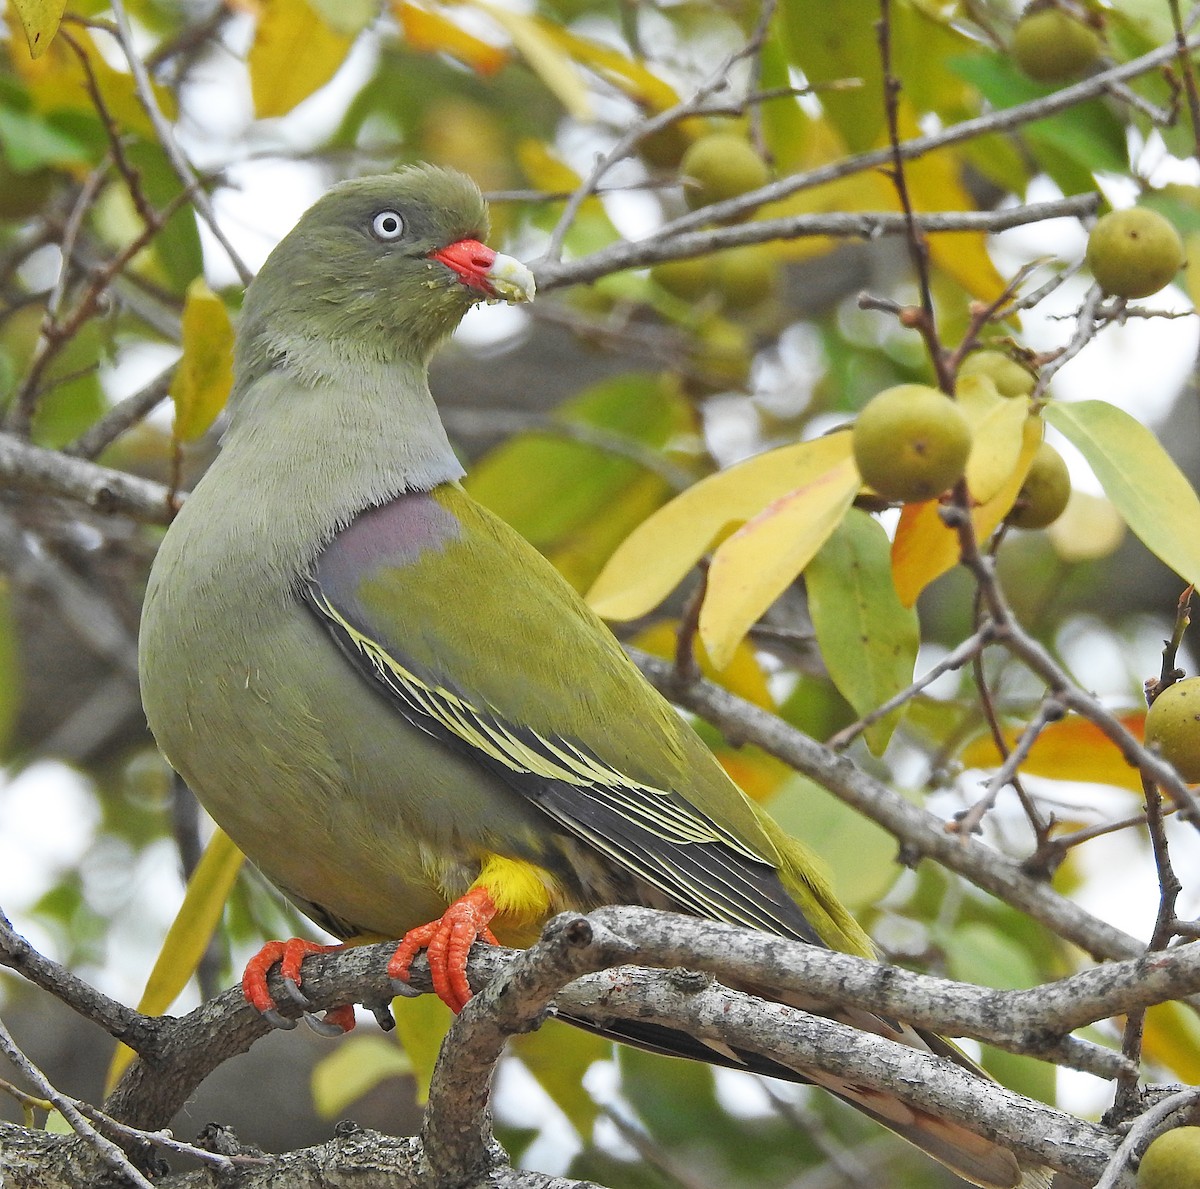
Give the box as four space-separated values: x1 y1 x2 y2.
249 0 354 119
537 24 679 112
892 415 1042 607
966 394 1032 504
1144 1000 1200 1082
312 1035 412 1118
9 0 65 58
172 280 235 442
466 0 591 119
107 830 244 1091
960 712 1146 792
393 1 507 75
632 621 775 709
13 27 176 135
392 992 453 1103
588 432 855 622
701 452 859 669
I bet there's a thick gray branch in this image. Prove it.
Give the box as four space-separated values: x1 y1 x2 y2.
0 432 174 524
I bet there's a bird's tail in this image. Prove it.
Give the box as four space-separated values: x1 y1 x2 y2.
555 1009 1053 1189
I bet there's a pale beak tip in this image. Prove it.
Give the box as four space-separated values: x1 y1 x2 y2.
486 254 536 305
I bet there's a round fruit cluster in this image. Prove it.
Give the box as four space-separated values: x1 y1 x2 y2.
650 131 778 316
850 366 1070 530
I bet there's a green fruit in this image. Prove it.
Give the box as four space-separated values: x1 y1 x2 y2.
713 245 778 311
1007 442 1071 529
1137 1126 1200 1188
852 384 973 503
1013 7 1101 83
1145 683 1200 784
959 350 1037 399
1086 208 1185 299
681 133 770 212
651 256 713 302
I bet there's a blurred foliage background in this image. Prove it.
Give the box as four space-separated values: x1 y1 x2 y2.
2 0 1200 1185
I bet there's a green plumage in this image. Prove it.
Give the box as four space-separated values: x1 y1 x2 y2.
138 165 1043 1189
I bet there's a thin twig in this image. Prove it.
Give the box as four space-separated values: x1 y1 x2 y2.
0 1016 156 1189
107 0 252 285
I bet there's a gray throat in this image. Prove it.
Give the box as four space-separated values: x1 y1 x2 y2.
182 357 466 600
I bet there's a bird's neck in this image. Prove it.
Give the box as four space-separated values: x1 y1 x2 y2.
189 359 465 590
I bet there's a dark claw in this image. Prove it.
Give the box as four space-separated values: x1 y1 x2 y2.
261 1008 298 1031
282 976 313 1009
390 978 422 998
303 1011 349 1038
367 999 397 1031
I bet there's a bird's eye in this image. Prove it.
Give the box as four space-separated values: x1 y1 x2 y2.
371 210 405 241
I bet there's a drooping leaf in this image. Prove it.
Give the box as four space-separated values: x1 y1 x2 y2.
172 280 235 442
806 509 919 754
312 1034 413 1118
9 0 66 59
588 432 854 622
891 414 1042 607
701 448 859 670
107 829 245 1091
249 0 355 119
1045 400 1200 588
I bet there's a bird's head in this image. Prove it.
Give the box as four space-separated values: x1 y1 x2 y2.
235 165 535 385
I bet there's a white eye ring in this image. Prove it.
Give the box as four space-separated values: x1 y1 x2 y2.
371 210 405 241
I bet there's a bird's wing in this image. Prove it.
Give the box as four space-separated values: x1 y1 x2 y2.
300 485 824 946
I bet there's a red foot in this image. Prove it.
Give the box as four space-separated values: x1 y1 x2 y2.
386 887 499 1013
242 938 354 1032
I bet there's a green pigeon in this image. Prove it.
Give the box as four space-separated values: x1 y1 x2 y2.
139 164 1048 1189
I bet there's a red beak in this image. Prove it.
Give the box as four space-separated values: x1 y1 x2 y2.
429 238 498 293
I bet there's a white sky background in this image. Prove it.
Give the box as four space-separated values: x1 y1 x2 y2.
4 11 1200 1168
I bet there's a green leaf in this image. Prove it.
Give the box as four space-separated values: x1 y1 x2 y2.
777 0 883 152
768 775 899 911
311 1034 412 1118
0 106 89 171
806 509 918 754
1044 400 1200 587
950 53 1127 192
